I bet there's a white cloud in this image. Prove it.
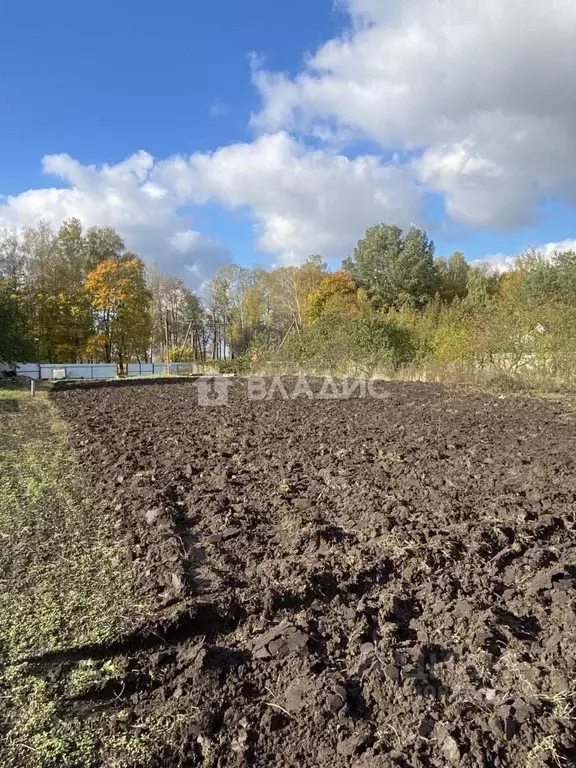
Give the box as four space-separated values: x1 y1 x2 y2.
0 152 232 287
0 133 422 275
473 253 517 273
169 230 201 253
481 238 576 271
156 132 421 264
253 0 576 228
538 239 576 257
0 138 421 274
4 0 576 277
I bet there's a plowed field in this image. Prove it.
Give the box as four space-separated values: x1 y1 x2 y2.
42 378 576 766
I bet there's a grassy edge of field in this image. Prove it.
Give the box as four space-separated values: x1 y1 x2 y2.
0 384 181 768
244 360 576 400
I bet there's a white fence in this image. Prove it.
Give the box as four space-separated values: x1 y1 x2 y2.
17 363 117 381
15 361 214 381
125 362 207 377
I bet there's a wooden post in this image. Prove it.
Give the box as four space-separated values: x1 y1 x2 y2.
30 379 35 397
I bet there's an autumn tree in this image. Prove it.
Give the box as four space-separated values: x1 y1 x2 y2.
209 265 251 357
264 256 326 332
0 219 136 363
85 256 152 369
224 267 269 356
306 271 361 322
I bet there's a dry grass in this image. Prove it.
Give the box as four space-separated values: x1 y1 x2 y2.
0 386 172 767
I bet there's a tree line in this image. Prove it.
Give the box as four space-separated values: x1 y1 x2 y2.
0 219 204 367
2 218 576 388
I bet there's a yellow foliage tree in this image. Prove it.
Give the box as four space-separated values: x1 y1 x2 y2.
305 271 360 323
84 256 152 369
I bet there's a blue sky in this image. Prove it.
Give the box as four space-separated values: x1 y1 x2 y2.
0 0 341 177
1 0 575 285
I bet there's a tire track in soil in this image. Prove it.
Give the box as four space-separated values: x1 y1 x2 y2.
48 378 576 767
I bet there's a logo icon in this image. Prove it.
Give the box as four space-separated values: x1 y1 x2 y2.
196 376 232 406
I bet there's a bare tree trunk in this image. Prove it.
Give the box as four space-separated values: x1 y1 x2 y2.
200 328 207 362
164 313 169 361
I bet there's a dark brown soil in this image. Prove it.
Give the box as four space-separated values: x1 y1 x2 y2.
48 378 576 767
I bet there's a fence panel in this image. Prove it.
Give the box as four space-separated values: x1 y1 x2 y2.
16 363 117 380
15 361 209 380
61 364 116 379
126 363 154 377
16 363 41 380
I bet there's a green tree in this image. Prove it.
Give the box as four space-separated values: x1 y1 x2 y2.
0 219 131 363
435 251 469 303
13 222 59 361
522 250 576 305
0 230 27 283
49 218 94 360
0 279 34 363
85 225 125 269
343 224 437 308
462 264 499 310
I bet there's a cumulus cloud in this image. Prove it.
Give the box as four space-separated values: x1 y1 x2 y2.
534 239 576 258
0 135 420 274
3 0 575 276
253 0 576 228
156 132 421 264
0 151 232 287
481 238 576 272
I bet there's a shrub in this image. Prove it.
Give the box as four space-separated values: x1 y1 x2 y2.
214 357 251 375
269 312 417 376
